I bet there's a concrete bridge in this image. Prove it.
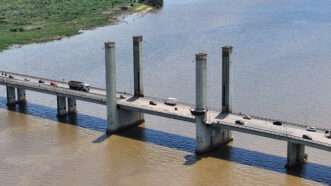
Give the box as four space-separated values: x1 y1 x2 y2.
0 36 330 168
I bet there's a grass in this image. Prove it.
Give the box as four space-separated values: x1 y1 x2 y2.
0 0 153 51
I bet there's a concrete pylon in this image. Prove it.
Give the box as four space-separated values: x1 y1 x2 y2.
194 53 211 153
105 42 119 133
193 52 233 153
57 96 67 116
67 97 77 114
132 36 144 122
286 142 306 168
133 36 144 97
222 46 232 113
6 86 16 106
17 88 26 104
105 41 143 134
218 46 233 142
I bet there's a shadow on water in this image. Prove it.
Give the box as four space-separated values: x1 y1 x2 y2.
0 97 330 185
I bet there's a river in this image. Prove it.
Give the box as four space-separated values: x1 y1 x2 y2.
0 0 330 185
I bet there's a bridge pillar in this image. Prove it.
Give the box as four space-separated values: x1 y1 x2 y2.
16 88 26 104
219 46 233 140
6 86 16 106
193 53 232 153
105 41 143 134
67 97 77 114
286 142 306 168
132 35 144 121
222 46 232 113
194 53 211 153
57 96 67 116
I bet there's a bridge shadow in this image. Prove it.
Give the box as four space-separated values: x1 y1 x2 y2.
0 97 330 185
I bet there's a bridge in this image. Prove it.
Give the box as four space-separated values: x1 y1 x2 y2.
0 36 330 168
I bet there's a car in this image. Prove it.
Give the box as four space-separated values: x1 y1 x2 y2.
325 132 331 139
165 97 177 106
38 80 45 83
68 80 90 92
242 114 251 120
24 78 30 82
149 101 157 106
8 75 14 79
273 121 282 126
306 126 317 132
302 134 312 140
235 120 245 125
50 82 58 87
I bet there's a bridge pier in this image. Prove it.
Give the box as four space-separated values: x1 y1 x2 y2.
6 86 16 106
286 142 306 168
17 88 26 104
219 46 233 140
67 97 77 114
194 53 232 153
222 46 232 113
132 35 144 122
105 40 143 134
57 96 67 116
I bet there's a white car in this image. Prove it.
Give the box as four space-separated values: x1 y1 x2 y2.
165 98 177 106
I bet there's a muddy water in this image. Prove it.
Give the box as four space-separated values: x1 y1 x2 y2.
0 0 331 185
0 110 323 186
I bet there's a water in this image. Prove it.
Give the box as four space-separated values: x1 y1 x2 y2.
0 0 331 185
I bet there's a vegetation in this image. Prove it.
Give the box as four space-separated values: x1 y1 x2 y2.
0 0 152 51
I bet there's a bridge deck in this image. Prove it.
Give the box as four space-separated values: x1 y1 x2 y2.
0 71 330 152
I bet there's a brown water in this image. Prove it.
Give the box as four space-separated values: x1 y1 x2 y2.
0 109 324 186
0 0 331 185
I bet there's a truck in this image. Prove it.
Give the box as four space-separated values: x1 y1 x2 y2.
68 81 90 92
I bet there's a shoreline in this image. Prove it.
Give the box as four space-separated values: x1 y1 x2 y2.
0 2 155 52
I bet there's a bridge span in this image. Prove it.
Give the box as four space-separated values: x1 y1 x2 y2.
0 36 330 168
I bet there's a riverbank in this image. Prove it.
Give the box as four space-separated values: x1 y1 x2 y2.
0 0 154 51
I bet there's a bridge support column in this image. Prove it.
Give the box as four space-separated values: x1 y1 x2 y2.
6 86 16 106
67 97 77 114
286 142 306 168
57 96 67 116
194 53 232 153
194 53 211 153
105 41 143 134
219 46 234 140
132 35 144 122
222 46 232 113
16 88 26 104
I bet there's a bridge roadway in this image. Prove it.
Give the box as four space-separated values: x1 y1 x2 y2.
0 71 331 152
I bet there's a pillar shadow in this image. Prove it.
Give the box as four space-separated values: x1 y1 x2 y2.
0 97 330 185
93 133 111 143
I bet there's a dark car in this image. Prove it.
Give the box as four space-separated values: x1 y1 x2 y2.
302 134 312 140
273 121 282 126
50 82 58 87
38 80 45 83
149 101 157 106
235 120 245 126
68 81 90 92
